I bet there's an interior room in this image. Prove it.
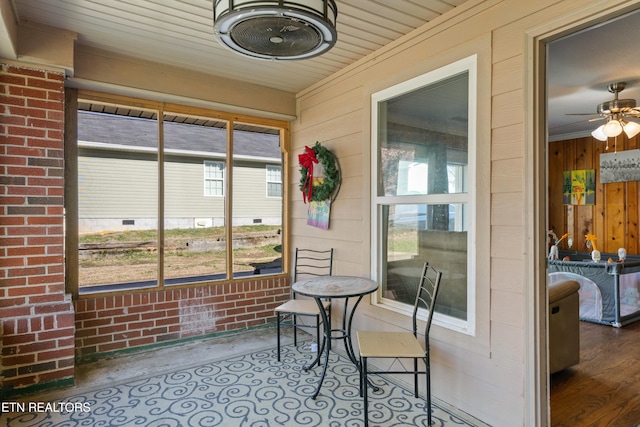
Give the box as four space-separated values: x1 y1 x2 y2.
547 9 640 425
2 1 640 426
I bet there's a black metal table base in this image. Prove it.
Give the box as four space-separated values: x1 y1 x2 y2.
303 295 376 399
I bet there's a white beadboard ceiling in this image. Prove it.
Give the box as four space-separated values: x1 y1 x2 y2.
8 1 640 141
10 0 469 93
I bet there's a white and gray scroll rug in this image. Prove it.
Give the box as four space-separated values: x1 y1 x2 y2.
2 344 486 426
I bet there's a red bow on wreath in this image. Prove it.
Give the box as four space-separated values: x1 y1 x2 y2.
298 145 318 204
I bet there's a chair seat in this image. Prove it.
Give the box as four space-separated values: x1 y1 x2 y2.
357 331 424 358
275 299 330 316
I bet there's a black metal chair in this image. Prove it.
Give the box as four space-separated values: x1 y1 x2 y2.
356 262 443 426
275 248 333 364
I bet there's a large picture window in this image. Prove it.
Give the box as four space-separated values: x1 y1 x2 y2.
75 99 286 294
371 56 477 335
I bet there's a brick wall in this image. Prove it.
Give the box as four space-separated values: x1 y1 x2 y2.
75 277 290 362
0 63 75 395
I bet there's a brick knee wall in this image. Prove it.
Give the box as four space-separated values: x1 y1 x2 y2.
75 277 291 362
0 63 75 395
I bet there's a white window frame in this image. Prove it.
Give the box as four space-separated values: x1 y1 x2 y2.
370 55 478 336
266 165 282 198
204 160 225 197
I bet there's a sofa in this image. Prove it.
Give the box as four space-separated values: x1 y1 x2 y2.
549 279 581 374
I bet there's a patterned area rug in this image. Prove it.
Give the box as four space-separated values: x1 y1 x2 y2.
2 344 485 426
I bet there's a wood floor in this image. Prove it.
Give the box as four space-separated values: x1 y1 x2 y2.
550 319 640 427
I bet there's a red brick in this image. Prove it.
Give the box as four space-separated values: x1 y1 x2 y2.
28 273 64 285
127 305 153 314
75 328 97 338
17 339 57 354
154 301 179 310
18 360 56 376
142 327 167 336
156 316 179 327
128 337 154 347
99 341 127 352
33 302 72 315
36 346 74 362
9 286 47 296
56 312 74 328
83 335 113 346
0 237 26 247
39 327 74 341
27 77 64 91
7 66 45 78
8 85 46 99
141 311 166 320
98 308 126 317
112 314 140 323
57 336 75 349
29 293 66 304
2 353 36 366
82 318 113 328
113 330 141 341
27 98 63 111
0 74 27 85
0 306 31 318
98 324 127 335
7 246 44 256
127 320 154 330
9 105 47 118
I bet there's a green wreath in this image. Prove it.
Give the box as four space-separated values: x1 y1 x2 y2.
298 141 340 202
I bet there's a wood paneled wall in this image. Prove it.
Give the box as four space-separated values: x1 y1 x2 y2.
549 136 640 255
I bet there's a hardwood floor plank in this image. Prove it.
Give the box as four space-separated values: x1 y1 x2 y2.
551 320 640 427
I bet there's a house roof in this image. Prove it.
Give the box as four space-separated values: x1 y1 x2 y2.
78 111 282 160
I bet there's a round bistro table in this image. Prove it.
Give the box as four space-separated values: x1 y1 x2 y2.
292 275 378 399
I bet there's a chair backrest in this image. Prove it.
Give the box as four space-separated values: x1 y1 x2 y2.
293 248 334 282
412 262 443 341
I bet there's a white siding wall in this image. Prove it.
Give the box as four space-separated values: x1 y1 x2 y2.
290 1 637 425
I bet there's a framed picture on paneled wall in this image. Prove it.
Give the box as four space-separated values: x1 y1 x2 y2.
600 149 640 183
562 169 595 205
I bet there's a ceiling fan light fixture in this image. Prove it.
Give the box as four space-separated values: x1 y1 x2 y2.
602 119 623 137
623 120 640 139
591 124 608 141
213 0 338 61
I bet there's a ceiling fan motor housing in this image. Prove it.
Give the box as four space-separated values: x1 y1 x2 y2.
597 98 637 115
213 0 338 60
597 81 637 114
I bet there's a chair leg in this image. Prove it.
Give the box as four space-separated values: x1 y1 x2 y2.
293 314 298 346
362 356 369 427
277 313 282 362
426 354 432 426
414 357 419 398
327 305 331 351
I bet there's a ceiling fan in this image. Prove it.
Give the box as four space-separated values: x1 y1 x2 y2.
568 82 640 140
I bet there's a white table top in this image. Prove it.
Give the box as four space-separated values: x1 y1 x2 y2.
292 275 378 299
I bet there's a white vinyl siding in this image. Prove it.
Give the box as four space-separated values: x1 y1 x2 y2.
78 153 158 219
232 161 282 223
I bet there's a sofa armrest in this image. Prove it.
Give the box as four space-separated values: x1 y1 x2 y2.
549 280 580 303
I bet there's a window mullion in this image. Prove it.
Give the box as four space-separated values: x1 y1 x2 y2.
158 109 165 289
225 122 233 280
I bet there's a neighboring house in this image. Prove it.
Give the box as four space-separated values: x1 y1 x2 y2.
77 111 283 234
